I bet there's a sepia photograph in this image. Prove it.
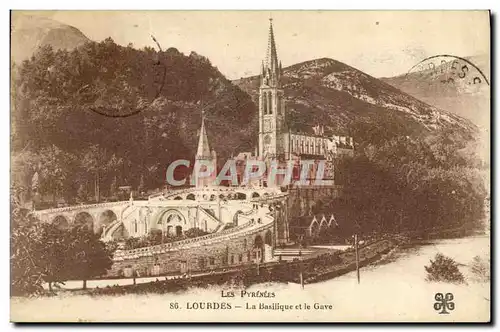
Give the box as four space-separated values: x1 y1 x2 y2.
9 10 490 323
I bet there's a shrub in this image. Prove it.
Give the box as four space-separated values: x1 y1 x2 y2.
425 253 465 284
184 227 209 239
469 255 490 283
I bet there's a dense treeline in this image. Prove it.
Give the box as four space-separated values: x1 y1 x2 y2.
329 128 487 236
11 38 257 205
11 191 113 295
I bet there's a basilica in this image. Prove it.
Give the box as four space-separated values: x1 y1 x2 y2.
204 19 354 187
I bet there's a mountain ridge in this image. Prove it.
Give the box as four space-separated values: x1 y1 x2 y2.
234 57 477 144
11 14 90 64
379 54 489 129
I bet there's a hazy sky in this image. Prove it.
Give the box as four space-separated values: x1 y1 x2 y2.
22 10 490 79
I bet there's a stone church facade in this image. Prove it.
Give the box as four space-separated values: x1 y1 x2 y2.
257 19 354 186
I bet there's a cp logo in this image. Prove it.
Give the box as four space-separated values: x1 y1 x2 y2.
434 293 455 314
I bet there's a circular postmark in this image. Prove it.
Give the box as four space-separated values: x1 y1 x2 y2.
405 55 489 94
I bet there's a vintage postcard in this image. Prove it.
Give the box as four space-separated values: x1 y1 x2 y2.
10 10 490 323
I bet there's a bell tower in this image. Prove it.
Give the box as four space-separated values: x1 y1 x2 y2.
258 18 287 161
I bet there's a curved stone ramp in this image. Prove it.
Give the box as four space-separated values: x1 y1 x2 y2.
102 219 125 241
113 207 274 261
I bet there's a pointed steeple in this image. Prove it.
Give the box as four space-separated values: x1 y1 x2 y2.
194 111 217 188
265 18 279 73
196 112 211 159
262 18 280 87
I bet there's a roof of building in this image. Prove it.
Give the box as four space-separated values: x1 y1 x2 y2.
196 116 211 158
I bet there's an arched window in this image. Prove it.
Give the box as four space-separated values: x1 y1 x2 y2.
276 94 280 115
263 93 268 115
267 92 272 115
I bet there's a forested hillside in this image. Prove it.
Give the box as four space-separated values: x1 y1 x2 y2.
11 38 258 204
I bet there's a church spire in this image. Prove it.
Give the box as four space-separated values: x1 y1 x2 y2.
194 111 216 188
266 18 279 73
262 18 280 87
196 112 210 159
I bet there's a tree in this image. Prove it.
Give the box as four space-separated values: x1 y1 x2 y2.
147 229 163 245
469 255 490 283
77 183 88 203
123 236 142 250
82 145 107 203
425 253 465 284
109 176 118 199
12 222 114 293
336 133 486 239
11 218 46 295
11 194 71 294
138 174 146 196
12 180 114 295
107 154 123 198
36 223 73 291
66 226 113 289
37 145 76 205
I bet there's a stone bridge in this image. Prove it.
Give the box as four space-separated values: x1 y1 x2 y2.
33 201 131 234
31 184 342 246
32 186 291 244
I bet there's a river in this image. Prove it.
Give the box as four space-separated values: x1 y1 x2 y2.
10 235 490 322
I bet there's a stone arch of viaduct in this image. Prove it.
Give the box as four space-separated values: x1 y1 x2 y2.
33 202 131 233
32 187 291 245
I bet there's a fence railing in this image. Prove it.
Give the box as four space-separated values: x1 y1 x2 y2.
34 201 130 215
113 213 274 261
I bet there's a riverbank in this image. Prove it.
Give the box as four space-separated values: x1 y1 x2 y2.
14 229 485 297
37 238 397 297
11 235 490 322
297 239 395 284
